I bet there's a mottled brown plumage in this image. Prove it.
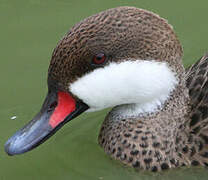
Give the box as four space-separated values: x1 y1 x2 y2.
48 6 183 89
47 7 208 171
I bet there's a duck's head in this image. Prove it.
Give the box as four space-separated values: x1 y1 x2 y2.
5 6 183 155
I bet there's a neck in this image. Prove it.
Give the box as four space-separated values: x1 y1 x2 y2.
108 78 189 124
108 94 171 120
99 83 190 170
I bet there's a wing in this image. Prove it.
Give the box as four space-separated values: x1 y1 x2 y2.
185 54 208 166
186 53 208 134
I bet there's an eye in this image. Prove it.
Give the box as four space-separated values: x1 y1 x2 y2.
92 53 106 65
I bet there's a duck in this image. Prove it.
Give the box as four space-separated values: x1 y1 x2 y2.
4 6 208 172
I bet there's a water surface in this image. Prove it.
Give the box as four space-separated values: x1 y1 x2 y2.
1 0 208 179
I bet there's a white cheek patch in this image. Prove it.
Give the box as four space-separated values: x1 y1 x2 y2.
69 60 178 114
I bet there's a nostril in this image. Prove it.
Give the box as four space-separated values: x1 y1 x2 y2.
48 101 58 112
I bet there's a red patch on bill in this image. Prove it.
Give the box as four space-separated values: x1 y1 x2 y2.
49 92 76 128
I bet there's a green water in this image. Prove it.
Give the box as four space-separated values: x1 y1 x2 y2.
1 0 208 179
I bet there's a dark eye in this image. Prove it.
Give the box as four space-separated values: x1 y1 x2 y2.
92 53 106 65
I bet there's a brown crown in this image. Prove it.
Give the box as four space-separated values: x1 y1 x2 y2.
48 6 183 90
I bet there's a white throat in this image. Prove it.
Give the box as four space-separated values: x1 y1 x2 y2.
70 60 178 117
